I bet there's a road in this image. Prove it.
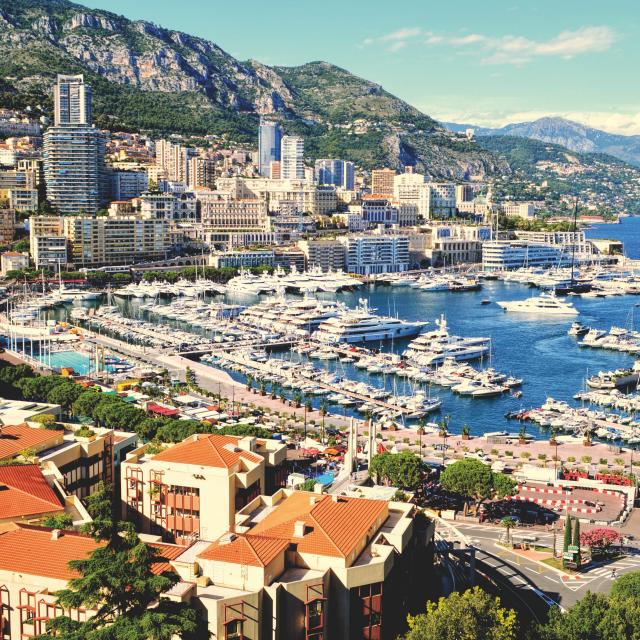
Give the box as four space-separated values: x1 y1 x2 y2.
451 521 640 614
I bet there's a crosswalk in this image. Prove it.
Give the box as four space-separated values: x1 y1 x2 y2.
585 557 640 579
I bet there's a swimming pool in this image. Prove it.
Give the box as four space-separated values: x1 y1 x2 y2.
312 471 336 486
37 350 93 375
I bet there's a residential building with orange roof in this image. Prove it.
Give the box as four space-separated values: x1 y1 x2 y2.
0 524 191 638
120 434 287 545
163 488 434 640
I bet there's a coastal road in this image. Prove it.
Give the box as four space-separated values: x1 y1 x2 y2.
453 521 640 611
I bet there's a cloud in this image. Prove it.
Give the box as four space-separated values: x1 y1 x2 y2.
429 109 640 136
363 27 422 52
428 26 618 65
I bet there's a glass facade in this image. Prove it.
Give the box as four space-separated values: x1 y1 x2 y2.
258 121 282 176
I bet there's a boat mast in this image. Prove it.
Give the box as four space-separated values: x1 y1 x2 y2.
570 197 578 285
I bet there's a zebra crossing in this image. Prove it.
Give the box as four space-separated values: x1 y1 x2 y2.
586 557 640 579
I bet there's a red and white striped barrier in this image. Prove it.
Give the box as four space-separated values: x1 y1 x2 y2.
517 485 572 496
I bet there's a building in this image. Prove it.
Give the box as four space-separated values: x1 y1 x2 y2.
111 169 149 201
269 160 281 180
0 251 28 275
361 196 398 227
120 433 287 545
188 156 216 190
501 202 536 219
43 75 108 215
371 168 396 196
482 240 566 271
177 488 432 639
63 214 170 268
455 184 475 204
258 121 282 177
138 192 198 222
0 209 15 245
409 224 489 266
423 183 456 218
0 524 183 638
297 239 346 272
31 235 68 269
155 140 193 184
393 172 426 202
54 74 92 126
281 136 305 180
315 159 355 190
209 249 275 269
8 188 38 212
338 233 410 275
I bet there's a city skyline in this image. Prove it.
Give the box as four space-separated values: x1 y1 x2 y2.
81 0 640 135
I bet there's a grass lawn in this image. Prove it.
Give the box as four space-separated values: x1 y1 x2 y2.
541 557 580 573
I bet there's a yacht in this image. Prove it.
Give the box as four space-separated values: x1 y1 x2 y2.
568 321 590 337
496 292 578 315
403 315 490 365
313 299 426 344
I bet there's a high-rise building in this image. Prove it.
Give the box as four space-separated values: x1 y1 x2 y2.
155 140 193 184
188 156 216 190
258 120 282 176
53 75 92 126
280 135 305 180
371 168 396 196
314 159 355 190
43 75 108 214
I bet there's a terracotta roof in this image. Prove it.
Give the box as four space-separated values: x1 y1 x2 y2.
0 525 100 580
199 534 289 567
248 492 388 559
0 525 186 581
0 464 63 520
0 424 61 460
152 434 262 468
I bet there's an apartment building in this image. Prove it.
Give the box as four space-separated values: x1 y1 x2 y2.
281 136 305 180
409 224 488 266
500 202 536 219
168 488 433 639
121 434 288 545
29 216 67 269
258 121 282 176
0 252 28 275
138 191 199 222
315 159 355 190
338 234 410 275
371 168 396 196
188 156 217 190
361 196 398 227
155 139 194 183
0 209 15 245
63 214 170 268
297 239 346 272
209 250 275 269
111 169 149 201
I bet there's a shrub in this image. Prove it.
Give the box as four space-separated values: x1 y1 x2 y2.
75 427 95 438
521 452 531 460
581 455 592 464
567 456 576 463
599 458 608 465
505 450 513 457
538 453 547 461
30 413 60 429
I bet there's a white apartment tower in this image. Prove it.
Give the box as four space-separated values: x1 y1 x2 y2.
280 136 305 180
53 75 92 126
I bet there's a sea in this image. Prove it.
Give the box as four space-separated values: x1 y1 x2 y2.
49 216 640 440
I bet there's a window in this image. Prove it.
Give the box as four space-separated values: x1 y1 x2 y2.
306 599 324 633
224 619 244 640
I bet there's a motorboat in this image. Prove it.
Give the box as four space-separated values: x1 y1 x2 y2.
496 292 578 315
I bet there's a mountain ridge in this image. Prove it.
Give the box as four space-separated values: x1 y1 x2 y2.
443 117 640 167
0 0 508 178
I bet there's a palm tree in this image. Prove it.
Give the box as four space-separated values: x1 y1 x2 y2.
258 381 266 396
501 516 515 545
293 390 302 409
245 374 253 392
416 418 426 453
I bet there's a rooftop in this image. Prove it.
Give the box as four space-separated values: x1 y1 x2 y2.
0 464 63 520
152 434 262 468
247 492 388 559
0 423 63 461
199 533 290 567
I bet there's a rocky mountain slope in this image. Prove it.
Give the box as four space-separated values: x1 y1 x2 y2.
0 0 506 178
445 117 640 167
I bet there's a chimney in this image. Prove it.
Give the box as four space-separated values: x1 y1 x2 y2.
238 436 256 452
309 496 317 505
293 521 306 538
51 529 62 540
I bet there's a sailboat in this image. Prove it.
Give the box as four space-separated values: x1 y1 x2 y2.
554 198 592 295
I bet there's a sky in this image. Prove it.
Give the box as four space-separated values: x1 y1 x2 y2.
81 0 640 135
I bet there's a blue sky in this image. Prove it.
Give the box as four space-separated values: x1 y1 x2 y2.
82 0 640 134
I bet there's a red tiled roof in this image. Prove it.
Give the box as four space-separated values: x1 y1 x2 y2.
152 434 262 468
0 464 63 520
0 525 186 581
248 492 388 559
0 424 61 461
199 534 289 567
0 525 100 580
147 403 179 417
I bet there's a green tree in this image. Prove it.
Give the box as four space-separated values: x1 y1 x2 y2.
369 451 422 490
72 390 103 419
563 515 573 560
47 380 84 413
41 512 74 529
610 570 640 600
572 518 581 568
405 587 517 640
440 459 516 514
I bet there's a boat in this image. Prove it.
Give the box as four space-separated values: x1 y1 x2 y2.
313 299 426 344
481 299 491 305
496 292 578 315
568 321 590 337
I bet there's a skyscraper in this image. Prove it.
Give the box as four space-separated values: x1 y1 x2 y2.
315 159 355 190
53 75 92 126
44 75 108 214
258 120 282 176
281 135 305 180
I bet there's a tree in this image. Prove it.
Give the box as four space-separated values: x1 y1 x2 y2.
563 515 573 564
611 570 640 599
580 528 620 555
501 516 516 545
572 518 581 568
72 390 103 419
405 587 517 640
440 459 516 513
537 592 612 640
47 380 84 413
369 451 422 490
42 513 74 529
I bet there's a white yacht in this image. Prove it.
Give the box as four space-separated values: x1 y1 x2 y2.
313 299 426 344
496 292 578 315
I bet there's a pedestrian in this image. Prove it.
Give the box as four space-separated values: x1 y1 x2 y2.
611 568 617 580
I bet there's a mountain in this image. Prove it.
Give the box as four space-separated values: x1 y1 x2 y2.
443 117 640 167
0 0 506 179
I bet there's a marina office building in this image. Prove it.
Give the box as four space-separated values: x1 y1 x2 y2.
482 240 571 271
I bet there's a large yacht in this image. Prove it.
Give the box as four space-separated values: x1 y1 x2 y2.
314 299 426 343
403 315 491 366
496 292 578 315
